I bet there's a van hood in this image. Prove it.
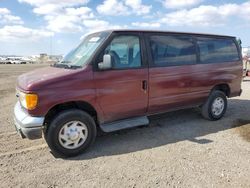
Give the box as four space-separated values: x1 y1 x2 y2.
17 66 81 91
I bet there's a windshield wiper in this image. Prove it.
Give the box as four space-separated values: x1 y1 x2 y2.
51 63 82 69
51 63 68 68
66 65 82 69
61 60 71 64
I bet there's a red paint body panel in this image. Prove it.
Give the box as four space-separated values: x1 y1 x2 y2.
16 60 242 124
15 31 243 125
148 61 242 114
17 65 104 120
18 66 79 91
94 68 148 123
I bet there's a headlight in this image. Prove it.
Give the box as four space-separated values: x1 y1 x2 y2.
18 91 38 110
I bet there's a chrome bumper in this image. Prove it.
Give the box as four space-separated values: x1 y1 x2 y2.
14 102 45 139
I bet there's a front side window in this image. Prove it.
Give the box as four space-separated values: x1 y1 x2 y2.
104 35 142 69
197 37 239 64
149 35 196 67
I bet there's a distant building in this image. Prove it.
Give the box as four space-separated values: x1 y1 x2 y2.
38 53 49 63
242 47 250 74
33 53 62 64
0 54 63 64
242 47 250 58
49 55 63 63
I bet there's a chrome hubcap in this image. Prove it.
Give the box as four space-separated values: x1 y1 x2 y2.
58 121 88 149
212 97 224 116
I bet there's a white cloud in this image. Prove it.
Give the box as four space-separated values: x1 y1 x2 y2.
30 1 94 16
97 0 151 16
20 0 127 34
97 0 128 16
37 5 121 33
18 0 91 33
125 0 151 15
44 6 94 32
33 4 61 15
19 0 123 34
1 15 23 25
162 0 202 9
82 19 124 32
160 6 224 26
160 2 250 26
18 0 150 35
132 22 161 28
0 25 53 42
0 8 10 14
65 7 94 18
18 0 89 6
0 8 23 25
0 7 52 54
219 4 240 16
233 2 250 19
19 0 96 33
46 15 83 33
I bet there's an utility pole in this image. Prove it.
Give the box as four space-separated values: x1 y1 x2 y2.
50 36 52 55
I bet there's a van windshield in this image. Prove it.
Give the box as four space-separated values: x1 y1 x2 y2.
54 32 110 69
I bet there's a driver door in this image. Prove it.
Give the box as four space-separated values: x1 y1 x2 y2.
94 33 148 123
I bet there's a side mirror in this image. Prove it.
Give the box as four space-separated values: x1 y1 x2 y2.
98 54 112 70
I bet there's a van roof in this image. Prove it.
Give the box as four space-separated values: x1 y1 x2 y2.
101 29 236 38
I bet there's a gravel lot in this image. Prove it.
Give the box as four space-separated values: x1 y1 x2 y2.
0 64 250 188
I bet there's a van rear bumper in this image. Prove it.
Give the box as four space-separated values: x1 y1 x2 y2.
13 102 44 139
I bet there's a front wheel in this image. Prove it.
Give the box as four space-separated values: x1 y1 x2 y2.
201 90 227 121
45 109 97 157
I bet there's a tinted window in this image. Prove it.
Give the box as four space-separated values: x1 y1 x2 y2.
149 35 196 67
197 38 239 63
104 35 141 69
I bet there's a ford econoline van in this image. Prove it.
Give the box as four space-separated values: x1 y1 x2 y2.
14 30 242 157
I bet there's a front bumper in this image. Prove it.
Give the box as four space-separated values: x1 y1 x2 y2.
14 102 45 139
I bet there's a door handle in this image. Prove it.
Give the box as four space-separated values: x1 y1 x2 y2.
142 80 147 92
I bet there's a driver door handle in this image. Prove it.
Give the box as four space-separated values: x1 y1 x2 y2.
142 80 147 92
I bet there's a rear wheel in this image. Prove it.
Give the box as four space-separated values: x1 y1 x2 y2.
201 90 227 121
45 109 97 157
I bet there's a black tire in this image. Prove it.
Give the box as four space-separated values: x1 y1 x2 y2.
201 90 227 121
45 109 97 157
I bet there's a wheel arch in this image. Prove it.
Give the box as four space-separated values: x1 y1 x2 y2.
211 83 231 97
44 101 99 128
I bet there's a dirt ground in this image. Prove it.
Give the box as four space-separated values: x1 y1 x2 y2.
0 64 250 188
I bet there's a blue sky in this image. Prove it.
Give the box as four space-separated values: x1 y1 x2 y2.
0 0 250 55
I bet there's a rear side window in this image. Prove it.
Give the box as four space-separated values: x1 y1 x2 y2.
197 38 239 64
149 35 196 67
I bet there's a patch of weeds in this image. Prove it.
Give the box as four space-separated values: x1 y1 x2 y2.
232 119 250 142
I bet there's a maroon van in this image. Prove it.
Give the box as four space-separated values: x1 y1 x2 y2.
14 30 242 157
